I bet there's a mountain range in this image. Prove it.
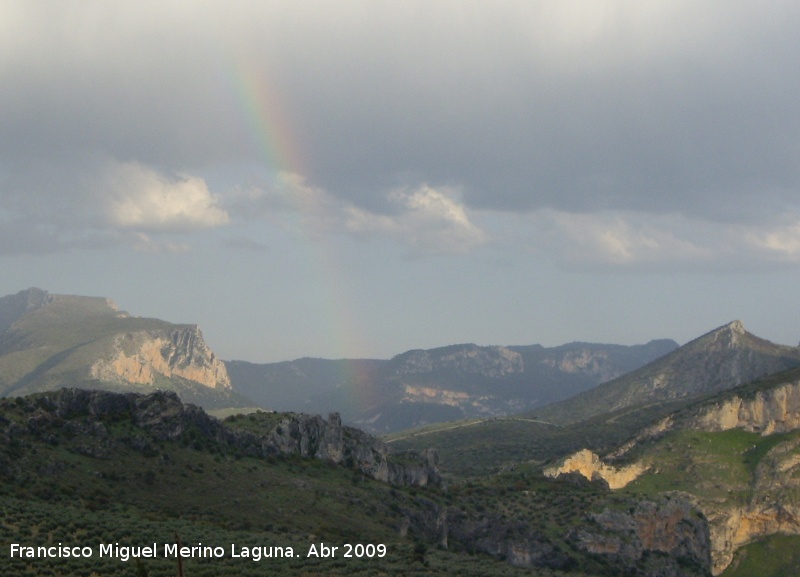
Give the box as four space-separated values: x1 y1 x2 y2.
0 287 677 432
227 339 677 433
4 287 800 575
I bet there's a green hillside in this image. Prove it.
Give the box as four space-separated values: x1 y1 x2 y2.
0 389 711 577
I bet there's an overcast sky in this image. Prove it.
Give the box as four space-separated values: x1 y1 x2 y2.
3 1 800 362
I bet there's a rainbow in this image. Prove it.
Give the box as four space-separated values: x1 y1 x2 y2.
225 56 384 414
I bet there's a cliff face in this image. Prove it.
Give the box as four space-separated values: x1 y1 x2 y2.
90 326 231 389
554 375 800 575
568 497 711 577
690 380 800 435
693 392 800 574
265 411 440 486
544 449 649 489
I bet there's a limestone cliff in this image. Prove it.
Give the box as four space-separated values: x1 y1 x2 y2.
90 326 231 389
568 497 711 576
544 448 649 489
562 373 800 574
266 411 441 486
690 379 800 435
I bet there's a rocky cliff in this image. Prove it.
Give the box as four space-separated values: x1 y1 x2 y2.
0 288 245 410
6 388 439 487
551 371 800 574
568 497 712 577
90 326 231 389
690 379 800 435
544 448 649 489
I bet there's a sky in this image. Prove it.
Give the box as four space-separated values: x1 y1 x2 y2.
3 1 800 362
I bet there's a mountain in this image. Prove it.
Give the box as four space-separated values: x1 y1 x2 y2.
545 365 800 574
534 320 800 425
227 339 678 433
0 288 252 410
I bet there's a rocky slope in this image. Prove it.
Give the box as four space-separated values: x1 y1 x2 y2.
536 321 800 425
547 368 800 574
0 288 246 410
228 339 678 433
4 388 440 487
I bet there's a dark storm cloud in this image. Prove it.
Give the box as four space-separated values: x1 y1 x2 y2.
3 0 800 247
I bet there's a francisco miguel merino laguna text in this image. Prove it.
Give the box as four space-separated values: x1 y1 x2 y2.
9 542 388 562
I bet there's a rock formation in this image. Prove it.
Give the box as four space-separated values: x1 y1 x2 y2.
568 497 712 576
556 372 800 574
90 327 231 389
394 345 524 377
9 388 439 487
544 448 649 489
691 380 800 435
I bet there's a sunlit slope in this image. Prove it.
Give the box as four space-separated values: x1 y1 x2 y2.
0 288 251 409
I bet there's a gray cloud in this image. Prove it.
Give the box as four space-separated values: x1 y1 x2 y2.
3 1 800 260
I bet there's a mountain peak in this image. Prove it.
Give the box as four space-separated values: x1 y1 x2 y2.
0 287 53 333
720 320 745 335
538 321 800 425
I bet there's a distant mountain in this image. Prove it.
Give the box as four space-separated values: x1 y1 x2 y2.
0 288 253 410
227 338 678 433
534 320 800 426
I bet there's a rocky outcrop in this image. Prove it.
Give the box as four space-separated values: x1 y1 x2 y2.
707 503 800 574
569 497 712 577
544 448 649 489
9 388 439 487
266 411 440 486
597 375 800 574
91 327 231 389
690 380 800 435
394 345 524 377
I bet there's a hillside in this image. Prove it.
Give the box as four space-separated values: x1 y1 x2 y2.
544 366 800 575
534 321 800 425
0 288 252 410
228 339 677 433
0 388 713 577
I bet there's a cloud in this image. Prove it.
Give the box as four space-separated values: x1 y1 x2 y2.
531 209 800 270
130 233 190 254
229 175 487 254
102 161 229 231
3 1 800 265
346 186 489 254
0 156 228 254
